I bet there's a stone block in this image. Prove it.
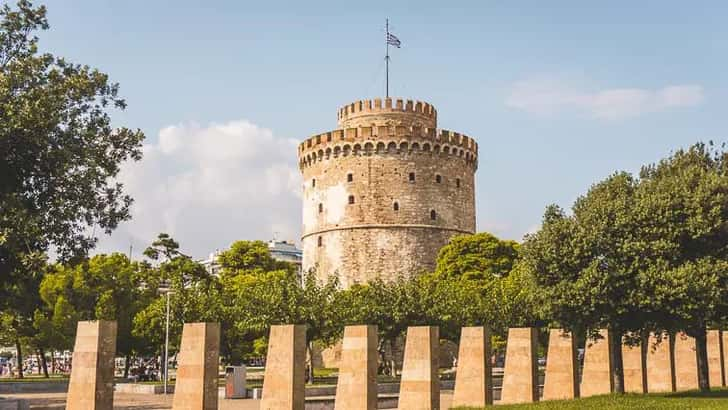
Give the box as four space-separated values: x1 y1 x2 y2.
542 329 578 400
452 326 492 407
580 329 613 397
172 322 220 410
723 331 728 388
674 332 698 391
66 320 117 410
335 325 378 410
645 333 675 393
398 326 439 410
706 330 724 387
261 325 307 410
621 335 646 394
500 327 538 404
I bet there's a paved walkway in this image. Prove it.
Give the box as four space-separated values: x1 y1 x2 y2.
2 392 455 409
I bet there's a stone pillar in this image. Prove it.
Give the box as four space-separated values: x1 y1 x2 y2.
261 325 307 410
334 325 378 410
542 329 578 400
674 332 698 391
621 335 647 394
452 326 492 407
645 333 675 393
398 326 439 410
580 329 614 397
706 330 725 388
723 331 728 388
172 322 220 410
66 320 117 410
500 327 538 404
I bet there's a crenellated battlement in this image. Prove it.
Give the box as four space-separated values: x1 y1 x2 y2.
297 126 478 170
337 98 438 128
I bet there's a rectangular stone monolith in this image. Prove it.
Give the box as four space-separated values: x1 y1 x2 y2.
580 329 614 397
706 330 725 388
334 325 378 410
452 326 492 407
645 333 675 393
66 320 117 410
724 331 728 389
500 327 538 404
674 332 698 391
398 326 439 410
172 322 220 410
261 325 307 410
621 335 647 394
542 329 578 400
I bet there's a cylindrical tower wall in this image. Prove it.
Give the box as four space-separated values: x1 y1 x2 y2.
299 98 477 286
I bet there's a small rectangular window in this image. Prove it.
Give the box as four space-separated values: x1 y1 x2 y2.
312 179 316 188
436 175 442 184
348 195 355 204
409 172 415 182
347 173 353 182
456 178 461 188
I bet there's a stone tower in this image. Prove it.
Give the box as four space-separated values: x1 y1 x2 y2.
298 98 477 287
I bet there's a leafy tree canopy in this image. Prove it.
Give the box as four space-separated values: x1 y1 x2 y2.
0 0 144 298
435 232 519 280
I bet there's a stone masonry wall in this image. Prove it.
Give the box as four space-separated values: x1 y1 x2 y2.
298 98 477 285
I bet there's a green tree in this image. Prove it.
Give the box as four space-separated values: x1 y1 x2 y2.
0 0 144 293
635 143 728 391
338 274 440 375
234 270 341 383
40 253 156 376
217 240 295 276
521 173 647 394
0 252 46 378
435 232 519 280
132 248 222 362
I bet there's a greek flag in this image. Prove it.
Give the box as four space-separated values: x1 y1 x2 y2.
387 33 401 48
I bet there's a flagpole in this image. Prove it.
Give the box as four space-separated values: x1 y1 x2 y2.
385 18 389 98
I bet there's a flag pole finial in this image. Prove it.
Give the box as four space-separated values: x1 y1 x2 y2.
384 19 401 98
385 18 389 98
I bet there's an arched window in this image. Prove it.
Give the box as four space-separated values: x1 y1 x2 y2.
430 210 437 220
393 202 399 211
348 195 355 204
347 173 353 182
318 203 323 213
312 178 316 188
456 178 461 188
409 172 415 182
317 236 322 247
436 174 442 184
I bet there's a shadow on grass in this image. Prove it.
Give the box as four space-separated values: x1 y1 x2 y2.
667 388 728 399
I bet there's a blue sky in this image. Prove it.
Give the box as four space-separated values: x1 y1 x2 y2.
41 1 727 258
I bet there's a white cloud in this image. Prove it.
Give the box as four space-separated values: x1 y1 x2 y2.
95 120 302 259
505 78 704 120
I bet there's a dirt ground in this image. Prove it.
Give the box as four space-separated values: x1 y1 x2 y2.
3 391 455 409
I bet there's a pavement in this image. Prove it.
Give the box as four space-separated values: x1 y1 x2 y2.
1 392 456 409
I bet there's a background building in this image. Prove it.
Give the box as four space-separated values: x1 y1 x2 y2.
201 239 302 276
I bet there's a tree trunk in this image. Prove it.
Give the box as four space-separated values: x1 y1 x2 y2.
15 338 23 379
123 355 130 379
610 329 625 394
694 327 710 392
389 339 397 377
306 341 315 385
39 348 49 378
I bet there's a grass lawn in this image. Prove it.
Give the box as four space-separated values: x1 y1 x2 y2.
455 389 728 409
